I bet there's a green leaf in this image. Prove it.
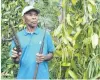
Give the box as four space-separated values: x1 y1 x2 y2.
54 24 62 36
83 70 88 79
54 50 62 57
76 18 83 26
88 4 92 13
92 73 100 79
2 19 9 22
82 15 87 25
66 14 73 27
91 33 99 49
62 62 71 67
71 0 77 5
88 26 93 37
92 4 96 13
62 37 68 44
88 0 96 6
88 3 96 14
83 37 91 45
62 0 65 8
19 24 24 28
73 27 81 40
68 69 78 79
88 0 96 13
71 60 77 72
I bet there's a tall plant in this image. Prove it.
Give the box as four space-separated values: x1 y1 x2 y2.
1 0 28 78
52 0 100 79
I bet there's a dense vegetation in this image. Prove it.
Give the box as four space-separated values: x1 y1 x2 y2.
1 0 100 79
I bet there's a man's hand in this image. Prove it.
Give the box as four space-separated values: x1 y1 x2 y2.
36 53 45 63
36 53 53 63
11 48 21 63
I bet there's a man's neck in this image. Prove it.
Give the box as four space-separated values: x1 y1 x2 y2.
26 26 37 33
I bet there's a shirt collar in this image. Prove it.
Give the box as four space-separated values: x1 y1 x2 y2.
24 27 40 36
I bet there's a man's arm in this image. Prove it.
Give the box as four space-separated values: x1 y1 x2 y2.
44 53 53 61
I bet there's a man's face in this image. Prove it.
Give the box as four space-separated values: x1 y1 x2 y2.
23 10 38 28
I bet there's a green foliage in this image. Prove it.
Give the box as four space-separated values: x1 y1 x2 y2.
52 0 100 79
1 0 100 79
1 0 27 79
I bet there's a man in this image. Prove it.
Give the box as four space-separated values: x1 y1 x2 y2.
10 6 55 79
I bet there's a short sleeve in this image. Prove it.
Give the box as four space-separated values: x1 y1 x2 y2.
47 31 55 53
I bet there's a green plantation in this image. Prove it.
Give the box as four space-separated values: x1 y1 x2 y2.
1 0 100 79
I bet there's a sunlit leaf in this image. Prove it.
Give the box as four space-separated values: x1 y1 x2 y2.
88 0 96 6
88 26 93 37
83 70 88 79
62 0 65 8
73 27 81 40
62 62 71 67
68 69 78 79
66 14 73 27
88 4 92 13
19 24 24 28
83 37 91 45
91 33 99 49
82 15 87 25
54 24 62 36
76 18 83 26
88 3 96 14
62 37 68 44
71 0 77 5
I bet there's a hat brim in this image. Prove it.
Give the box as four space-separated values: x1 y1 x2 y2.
25 9 40 15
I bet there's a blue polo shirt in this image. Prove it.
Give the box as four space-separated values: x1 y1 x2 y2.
10 27 55 79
